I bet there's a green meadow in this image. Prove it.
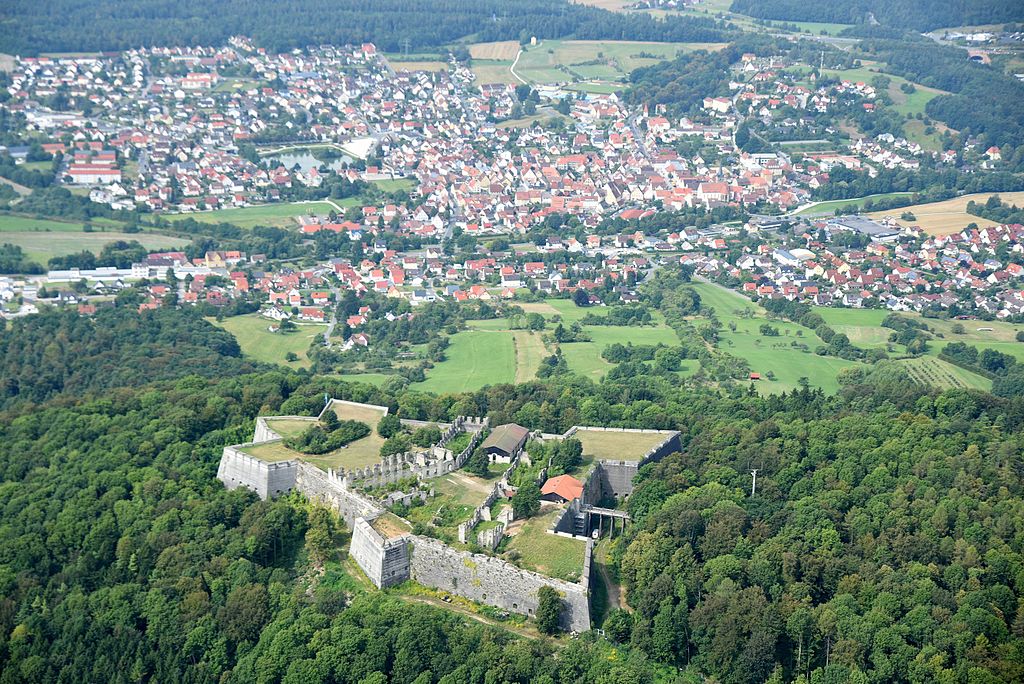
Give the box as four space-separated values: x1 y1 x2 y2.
212 313 326 368
1 214 186 265
691 282 862 394
166 200 356 229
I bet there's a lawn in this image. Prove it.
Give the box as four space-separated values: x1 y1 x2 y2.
241 405 388 472
503 507 586 582
263 418 317 438
0 215 186 265
560 323 679 380
866 192 1024 236
212 313 326 368
304 402 390 471
413 329 516 393
794 192 915 217
372 178 417 193
165 200 353 229
691 282 862 394
574 429 672 461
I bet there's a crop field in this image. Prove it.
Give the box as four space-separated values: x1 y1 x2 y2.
503 507 586 582
413 329 516 393
212 313 326 368
469 41 520 61
867 192 1024 236
574 429 671 461
470 61 518 85
514 40 725 86
165 200 353 229
690 282 862 394
389 60 447 72
0 215 186 264
898 356 991 391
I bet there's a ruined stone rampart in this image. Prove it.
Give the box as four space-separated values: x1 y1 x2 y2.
350 518 410 588
295 463 383 528
217 446 297 499
408 535 592 632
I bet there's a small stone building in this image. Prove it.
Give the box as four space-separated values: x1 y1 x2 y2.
480 423 530 463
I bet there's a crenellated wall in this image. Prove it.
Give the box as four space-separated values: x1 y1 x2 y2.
295 463 383 528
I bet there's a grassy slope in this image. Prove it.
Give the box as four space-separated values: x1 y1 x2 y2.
691 282 860 394
212 313 326 368
414 329 516 393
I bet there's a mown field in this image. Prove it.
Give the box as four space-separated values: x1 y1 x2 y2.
165 200 354 229
866 192 1024 236
794 192 915 217
413 328 517 393
513 39 726 89
691 282 862 394
212 313 326 368
1 215 187 264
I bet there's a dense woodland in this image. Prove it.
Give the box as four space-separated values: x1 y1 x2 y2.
729 0 1024 32
0 0 726 55
1 306 1023 682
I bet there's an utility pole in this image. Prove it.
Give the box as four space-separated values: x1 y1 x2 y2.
750 468 758 497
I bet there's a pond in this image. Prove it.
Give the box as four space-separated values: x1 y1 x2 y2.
265 150 354 173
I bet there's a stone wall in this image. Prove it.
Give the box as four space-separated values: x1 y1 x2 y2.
294 463 383 528
217 446 297 499
350 518 411 588
596 460 639 498
408 535 592 633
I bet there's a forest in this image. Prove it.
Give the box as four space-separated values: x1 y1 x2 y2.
0 0 727 55
1 305 1023 682
729 0 1024 32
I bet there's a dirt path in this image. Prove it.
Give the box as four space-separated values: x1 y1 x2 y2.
512 330 547 383
595 542 630 613
398 595 544 640
447 471 491 494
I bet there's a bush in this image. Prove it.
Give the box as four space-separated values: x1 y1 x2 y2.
285 420 370 455
378 413 402 438
536 586 562 635
512 481 541 519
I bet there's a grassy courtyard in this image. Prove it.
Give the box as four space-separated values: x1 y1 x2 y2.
574 429 672 461
242 402 390 471
503 507 586 583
